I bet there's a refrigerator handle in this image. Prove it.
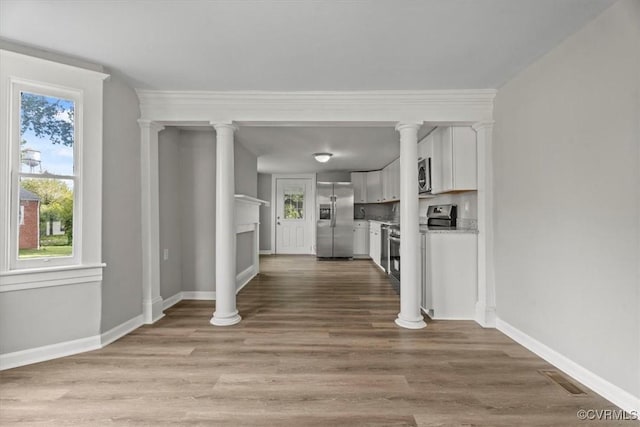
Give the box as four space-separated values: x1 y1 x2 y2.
330 195 337 228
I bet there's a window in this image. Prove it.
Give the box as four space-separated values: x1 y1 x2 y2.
0 49 108 287
283 188 304 219
17 91 76 262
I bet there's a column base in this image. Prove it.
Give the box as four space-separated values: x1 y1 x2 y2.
210 311 242 326
395 314 427 330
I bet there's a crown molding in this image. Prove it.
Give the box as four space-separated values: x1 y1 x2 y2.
136 89 496 124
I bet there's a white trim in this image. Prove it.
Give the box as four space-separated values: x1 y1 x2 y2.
496 318 640 415
162 292 183 310
142 295 164 324
235 194 269 206
236 265 256 292
139 120 164 325
0 335 101 371
100 315 144 347
137 89 496 123
0 314 145 370
0 263 105 292
473 121 496 328
182 291 216 300
236 223 255 234
259 250 273 255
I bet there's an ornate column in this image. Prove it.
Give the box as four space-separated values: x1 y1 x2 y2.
395 122 426 329
210 122 241 326
473 121 496 327
138 119 165 324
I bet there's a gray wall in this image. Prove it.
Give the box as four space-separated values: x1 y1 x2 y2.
179 130 216 293
101 72 144 332
158 128 183 300
0 283 101 354
258 173 272 251
235 141 258 197
493 0 639 397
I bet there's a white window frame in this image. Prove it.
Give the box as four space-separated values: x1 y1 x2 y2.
10 82 83 269
0 49 109 291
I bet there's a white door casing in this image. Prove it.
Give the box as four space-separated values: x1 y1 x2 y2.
275 178 314 254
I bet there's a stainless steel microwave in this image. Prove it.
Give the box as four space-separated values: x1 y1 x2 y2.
418 158 432 193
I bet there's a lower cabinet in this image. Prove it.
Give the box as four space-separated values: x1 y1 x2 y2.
353 221 370 259
368 222 382 268
421 232 477 320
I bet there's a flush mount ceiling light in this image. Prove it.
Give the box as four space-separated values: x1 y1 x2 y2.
313 152 333 163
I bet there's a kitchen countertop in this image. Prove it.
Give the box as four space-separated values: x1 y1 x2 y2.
366 219 398 225
420 225 478 234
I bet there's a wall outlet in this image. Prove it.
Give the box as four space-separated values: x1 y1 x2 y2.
163 248 169 261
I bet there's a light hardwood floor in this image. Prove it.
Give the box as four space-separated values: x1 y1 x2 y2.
0 256 623 426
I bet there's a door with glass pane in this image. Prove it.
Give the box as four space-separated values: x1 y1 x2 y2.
275 178 313 254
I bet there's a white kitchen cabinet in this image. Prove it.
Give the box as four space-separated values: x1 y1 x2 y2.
353 220 370 258
422 232 477 319
351 172 367 204
418 132 433 161
381 165 390 202
368 221 381 267
366 170 383 203
381 158 400 202
431 126 477 194
389 158 400 201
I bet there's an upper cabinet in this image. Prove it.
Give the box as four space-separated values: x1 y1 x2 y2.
351 172 367 203
418 132 433 161
431 126 477 194
351 126 476 203
381 158 400 202
365 170 383 203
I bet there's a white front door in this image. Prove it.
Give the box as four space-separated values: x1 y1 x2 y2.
275 178 313 254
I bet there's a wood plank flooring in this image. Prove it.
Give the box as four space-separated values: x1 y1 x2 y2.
0 256 624 426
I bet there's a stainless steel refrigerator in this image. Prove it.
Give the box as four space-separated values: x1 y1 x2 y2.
316 182 354 258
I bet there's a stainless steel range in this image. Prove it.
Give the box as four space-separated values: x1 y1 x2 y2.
388 225 401 294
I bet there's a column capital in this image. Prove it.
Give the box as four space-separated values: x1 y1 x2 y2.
395 122 423 132
472 121 495 132
210 121 238 132
137 119 165 133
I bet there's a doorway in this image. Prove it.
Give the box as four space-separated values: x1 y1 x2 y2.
274 177 315 254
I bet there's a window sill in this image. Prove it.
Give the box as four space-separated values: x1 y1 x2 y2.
0 263 106 293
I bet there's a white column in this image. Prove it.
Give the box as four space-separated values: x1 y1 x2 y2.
210 122 241 326
139 119 165 324
395 122 426 329
473 121 496 327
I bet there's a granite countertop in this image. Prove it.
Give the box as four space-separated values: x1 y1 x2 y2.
419 225 478 234
367 219 398 225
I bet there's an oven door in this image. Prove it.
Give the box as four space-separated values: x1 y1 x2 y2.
389 234 401 293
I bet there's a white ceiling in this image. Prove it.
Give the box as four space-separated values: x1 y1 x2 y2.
235 124 434 174
0 0 615 174
0 0 614 91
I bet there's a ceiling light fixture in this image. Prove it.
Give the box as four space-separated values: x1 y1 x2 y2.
313 152 333 163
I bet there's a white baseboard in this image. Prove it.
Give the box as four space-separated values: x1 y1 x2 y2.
259 250 272 255
162 292 183 309
0 335 101 371
496 318 640 414
100 315 144 347
236 266 256 293
182 291 216 300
